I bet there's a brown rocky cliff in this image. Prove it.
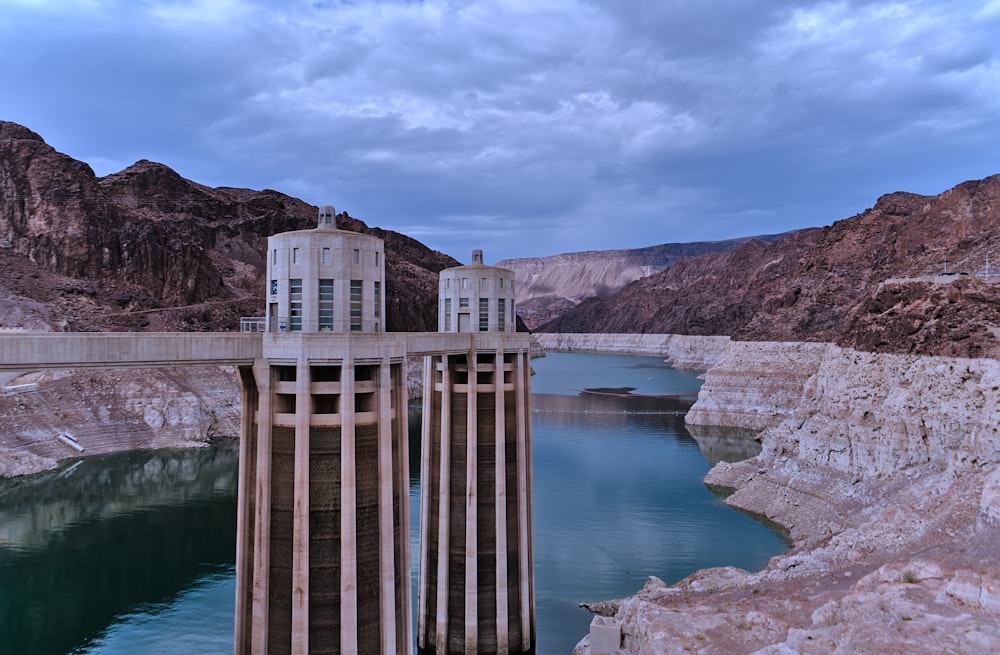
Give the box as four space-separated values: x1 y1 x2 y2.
0 121 456 332
497 234 787 329
542 174 1000 357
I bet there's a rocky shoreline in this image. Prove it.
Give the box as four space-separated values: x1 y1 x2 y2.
537 334 1000 655
0 366 241 478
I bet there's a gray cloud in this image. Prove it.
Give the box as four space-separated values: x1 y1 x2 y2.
2 0 998 260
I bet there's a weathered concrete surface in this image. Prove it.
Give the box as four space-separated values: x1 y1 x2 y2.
574 340 1000 655
0 332 262 370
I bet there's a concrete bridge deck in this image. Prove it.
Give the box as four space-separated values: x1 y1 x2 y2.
0 332 532 371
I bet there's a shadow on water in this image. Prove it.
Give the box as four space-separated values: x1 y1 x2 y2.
0 442 239 655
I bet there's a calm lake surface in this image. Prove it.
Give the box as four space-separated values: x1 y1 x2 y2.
0 352 787 654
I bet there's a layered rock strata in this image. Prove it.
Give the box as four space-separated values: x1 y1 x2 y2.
0 367 240 478
572 338 1000 655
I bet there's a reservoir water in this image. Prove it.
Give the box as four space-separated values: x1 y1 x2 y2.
0 352 787 654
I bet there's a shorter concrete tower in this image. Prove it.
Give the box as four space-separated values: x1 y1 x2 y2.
438 249 516 333
235 206 411 655
417 251 535 654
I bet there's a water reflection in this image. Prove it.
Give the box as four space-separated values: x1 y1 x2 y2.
686 424 763 466
0 443 238 655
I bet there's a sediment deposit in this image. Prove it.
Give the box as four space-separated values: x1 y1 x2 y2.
0 367 240 478
568 337 1000 655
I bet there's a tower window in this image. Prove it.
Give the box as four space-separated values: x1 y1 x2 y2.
481 277 487 290
479 297 489 331
292 248 300 264
289 278 303 331
319 279 334 330
352 249 360 265
459 297 469 309
322 247 331 264
498 298 506 332
444 298 452 331
350 279 362 331
374 281 381 319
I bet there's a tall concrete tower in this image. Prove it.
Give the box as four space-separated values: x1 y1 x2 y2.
235 207 412 655
417 251 536 654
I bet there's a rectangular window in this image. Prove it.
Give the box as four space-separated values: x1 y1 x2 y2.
352 249 360 265
289 278 303 331
350 279 362 331
459 297 469 309
319 279 334 330
462 277 468 289
272 249 277 265
270 279 278 296
293 248 300 264
375 251 380 267
444 298 452 331
498 298 506 332
479 297 489 331
322 247 331 264
481 277 487 290
373 281 381 318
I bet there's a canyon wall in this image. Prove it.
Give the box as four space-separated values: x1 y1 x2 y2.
571 336 1000 655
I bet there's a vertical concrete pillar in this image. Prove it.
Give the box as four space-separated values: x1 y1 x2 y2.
292 358 311 655
493 348 509 655
417 356 434 644
250 361 274 654
340 358 358 654
433 356 452 654
465 350 479 653
378 357 398 653
235 366 259 655
515 351 535 652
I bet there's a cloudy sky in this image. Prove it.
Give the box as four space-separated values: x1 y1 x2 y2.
2 0 999 261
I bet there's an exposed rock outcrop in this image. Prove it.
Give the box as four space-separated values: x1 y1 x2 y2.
543 174 1000 360
498 235 785 329
0 120 458 333
0 367 241 477
575 338 1000 655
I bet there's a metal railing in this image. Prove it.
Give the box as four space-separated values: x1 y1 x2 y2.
240 317 267 333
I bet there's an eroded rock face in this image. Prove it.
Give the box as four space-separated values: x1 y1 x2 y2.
544 174 1000 360
0 367 242 477
576 340 1000 655
497 235 784 329
0 120 456 333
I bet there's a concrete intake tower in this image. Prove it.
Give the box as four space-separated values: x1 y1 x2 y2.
234 206 412 654
416 250 537 654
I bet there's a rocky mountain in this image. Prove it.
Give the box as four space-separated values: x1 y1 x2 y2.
541 174 1000 358
0 121 458 333
496 235 786 329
